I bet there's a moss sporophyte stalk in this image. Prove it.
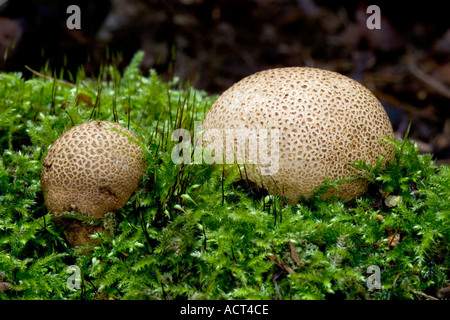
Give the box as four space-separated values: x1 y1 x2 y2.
171 121 280 171
0 52 448 300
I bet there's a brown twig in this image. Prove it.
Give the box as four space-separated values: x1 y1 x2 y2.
179 271 191 283
411 289 439 300
387 228 400 247
392 273 401 287
25 65 76 87
404 54 450 100
372 90 416 114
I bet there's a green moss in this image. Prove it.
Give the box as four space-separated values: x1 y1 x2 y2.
0 52 448 300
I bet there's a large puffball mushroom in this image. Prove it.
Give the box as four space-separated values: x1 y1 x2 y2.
41 120 145 246
201 67 395 204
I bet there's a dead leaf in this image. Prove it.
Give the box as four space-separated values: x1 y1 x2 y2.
437 284 450 299
371 197 383 210
385 195 402 207
379 189 390 199
289 240 301 265
75 93 93 108
268 252 296 275
0 282 10 292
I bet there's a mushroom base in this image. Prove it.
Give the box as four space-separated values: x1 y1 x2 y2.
51 212 115 247
62 221 104 247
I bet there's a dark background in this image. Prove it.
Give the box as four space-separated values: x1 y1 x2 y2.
1 0 450 163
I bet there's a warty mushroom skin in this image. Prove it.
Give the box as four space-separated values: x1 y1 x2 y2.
201 67 395 204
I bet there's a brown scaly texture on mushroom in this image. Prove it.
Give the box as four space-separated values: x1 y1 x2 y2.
41 120 145 246
202 67 395 204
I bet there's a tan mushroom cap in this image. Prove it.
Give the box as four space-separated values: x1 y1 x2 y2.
202 67 395 204
41 120 145 218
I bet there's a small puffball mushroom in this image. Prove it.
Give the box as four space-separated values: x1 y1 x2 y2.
41 120 145 246
201 67 395 204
